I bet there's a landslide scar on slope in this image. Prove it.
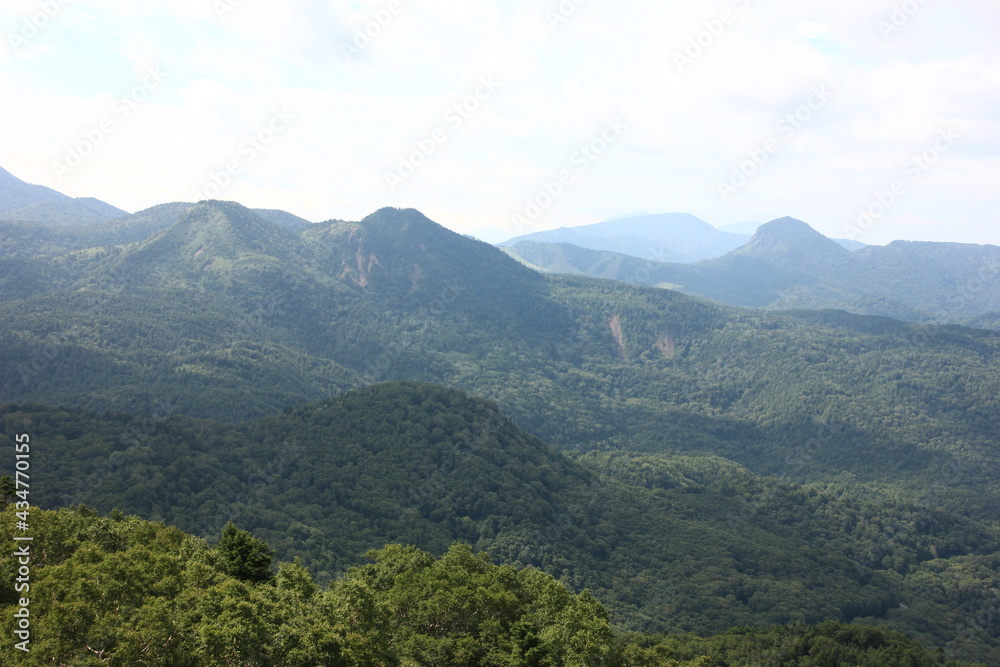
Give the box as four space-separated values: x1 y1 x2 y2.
609 314 626 358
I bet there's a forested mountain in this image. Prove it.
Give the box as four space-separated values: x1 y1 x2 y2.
2 385 997 661
0 166 127 225
252 208 314 232
2 199 999 662
0 507 970 665
502 218 1000 327
2 203 999 515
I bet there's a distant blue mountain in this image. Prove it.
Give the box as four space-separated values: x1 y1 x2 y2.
503 216 1000 326
500 213 751 264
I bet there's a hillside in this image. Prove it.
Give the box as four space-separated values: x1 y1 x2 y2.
0 165 127 225
1 205 999 515
252 208 313 232
0 507 971 665
2 203 1000 660
2 384 998 661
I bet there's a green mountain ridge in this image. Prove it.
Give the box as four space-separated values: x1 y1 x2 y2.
2 383 998 661
2 204 999 515
106 201 314 287
2 201 1000 661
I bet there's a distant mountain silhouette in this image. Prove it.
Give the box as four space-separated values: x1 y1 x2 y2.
501 212 751 263
0 165 127 224
503 217 1000 326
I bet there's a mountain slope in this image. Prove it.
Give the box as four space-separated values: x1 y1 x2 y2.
2 384 998 660
252 207 313 232
0 165 127 224
302 207 570 345
0 507 972 666
98 201 316 289
2 208 999 520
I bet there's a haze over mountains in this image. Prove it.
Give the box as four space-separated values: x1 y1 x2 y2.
502 213 752 264
503 216 1000 328
500 212 867 264
2 168 1000 662
0 165 127 225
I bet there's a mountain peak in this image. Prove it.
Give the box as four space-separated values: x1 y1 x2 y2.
301 207 565 340
311 207 543 294
754 216 820 237
176 200 305 253
357 207 446 237
745 217 850 258
100 200 312 288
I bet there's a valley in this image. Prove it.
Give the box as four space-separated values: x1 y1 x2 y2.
1 180 999 663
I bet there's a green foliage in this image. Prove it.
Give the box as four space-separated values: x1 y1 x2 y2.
0 475 14 508
632 622 972 666
340 543 619 665
217 522 275 583
0 507 971 666
2 383 998 661
2 203 999 662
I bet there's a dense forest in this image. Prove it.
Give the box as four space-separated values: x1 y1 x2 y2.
2 206 998 514
0 507 978 666
1 383 998 662
1 202 999 663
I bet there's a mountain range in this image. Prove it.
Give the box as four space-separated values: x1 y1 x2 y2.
501 213 752 263
503 217 1000 327
1 169 999 662
500 212 866 264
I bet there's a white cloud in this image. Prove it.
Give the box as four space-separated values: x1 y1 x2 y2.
1 0 998 244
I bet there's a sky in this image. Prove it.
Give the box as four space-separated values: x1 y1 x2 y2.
1 0 998 246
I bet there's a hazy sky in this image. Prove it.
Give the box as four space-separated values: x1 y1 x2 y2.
2 0 998 245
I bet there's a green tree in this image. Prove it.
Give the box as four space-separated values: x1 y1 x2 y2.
217 522 275 583
0 476 14 508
